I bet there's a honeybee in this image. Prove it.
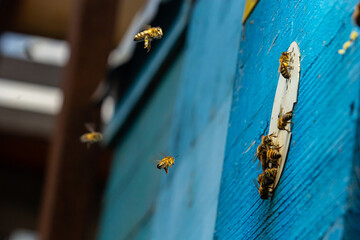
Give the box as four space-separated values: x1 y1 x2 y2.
156 155 175 174
80 123 103 148
134 26 163 52
352 2 360 27
254 168 278 200
261 133 278 148
278 52 291 79
254 134 279 170
253 179 272 200
254 143 268 171
278 110 294 132
257 168 278 187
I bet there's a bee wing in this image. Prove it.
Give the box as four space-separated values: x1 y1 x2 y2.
253 179 260 190
277 62 281 77
252 153 258 163
159 152 167 158
256 161 262 171
142 24 152 30
85 123 95 132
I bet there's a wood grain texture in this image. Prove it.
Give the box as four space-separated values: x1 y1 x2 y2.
215 1 360 239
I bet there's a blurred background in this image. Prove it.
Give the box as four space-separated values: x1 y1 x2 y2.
0 0 175 239
2 0 360 240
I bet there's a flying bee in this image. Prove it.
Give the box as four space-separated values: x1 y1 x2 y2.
278 51 291 79
278 110 294 132
156 155 175 174
80 123 103 148
134 26 163 52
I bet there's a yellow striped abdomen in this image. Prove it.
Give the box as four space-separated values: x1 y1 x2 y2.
134 31 149 41
280 64 290 78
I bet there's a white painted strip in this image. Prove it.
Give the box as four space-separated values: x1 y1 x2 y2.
0 78 63 115
0 32 69 66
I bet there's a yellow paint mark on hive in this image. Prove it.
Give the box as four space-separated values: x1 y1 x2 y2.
350 31 358 41
242 0 259 24
338 30 358 55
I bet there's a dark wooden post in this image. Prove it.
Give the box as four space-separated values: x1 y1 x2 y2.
39 0 118 239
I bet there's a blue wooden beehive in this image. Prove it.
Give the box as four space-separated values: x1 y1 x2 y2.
98 1 360 239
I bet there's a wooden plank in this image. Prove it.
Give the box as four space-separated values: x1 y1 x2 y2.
215 1 360 239
38 0 118 239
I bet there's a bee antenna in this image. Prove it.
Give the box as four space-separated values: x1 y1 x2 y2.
259 121 269 139
159 152 167 157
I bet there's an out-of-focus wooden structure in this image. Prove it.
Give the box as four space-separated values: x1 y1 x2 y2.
6 0 147 43
0 0 149 239
38 0 118 239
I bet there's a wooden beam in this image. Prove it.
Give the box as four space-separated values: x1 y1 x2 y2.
38 0 118 239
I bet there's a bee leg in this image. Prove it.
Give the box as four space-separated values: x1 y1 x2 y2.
144 37 151 52
252 153 258 163
269 133 277 138
87 143 90 149
164 168 168 174
256 161 261 171
144 36 149 50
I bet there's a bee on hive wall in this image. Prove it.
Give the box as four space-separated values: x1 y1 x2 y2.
266 148 282 166
134 26 163 52
278 110 294 132
254 142 268 171
257 168 278 187
80 123 103 148
278 52 291 79
254 134 280 170
254 168 278 200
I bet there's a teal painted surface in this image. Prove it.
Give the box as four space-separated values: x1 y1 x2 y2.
98 0 245 239
98 54 184 240
149 0 245 239
215 1 360 240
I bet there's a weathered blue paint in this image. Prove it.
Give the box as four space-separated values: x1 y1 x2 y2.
98 54 184 240
148 2 246 239
98 0 245 239
215 1 360 240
